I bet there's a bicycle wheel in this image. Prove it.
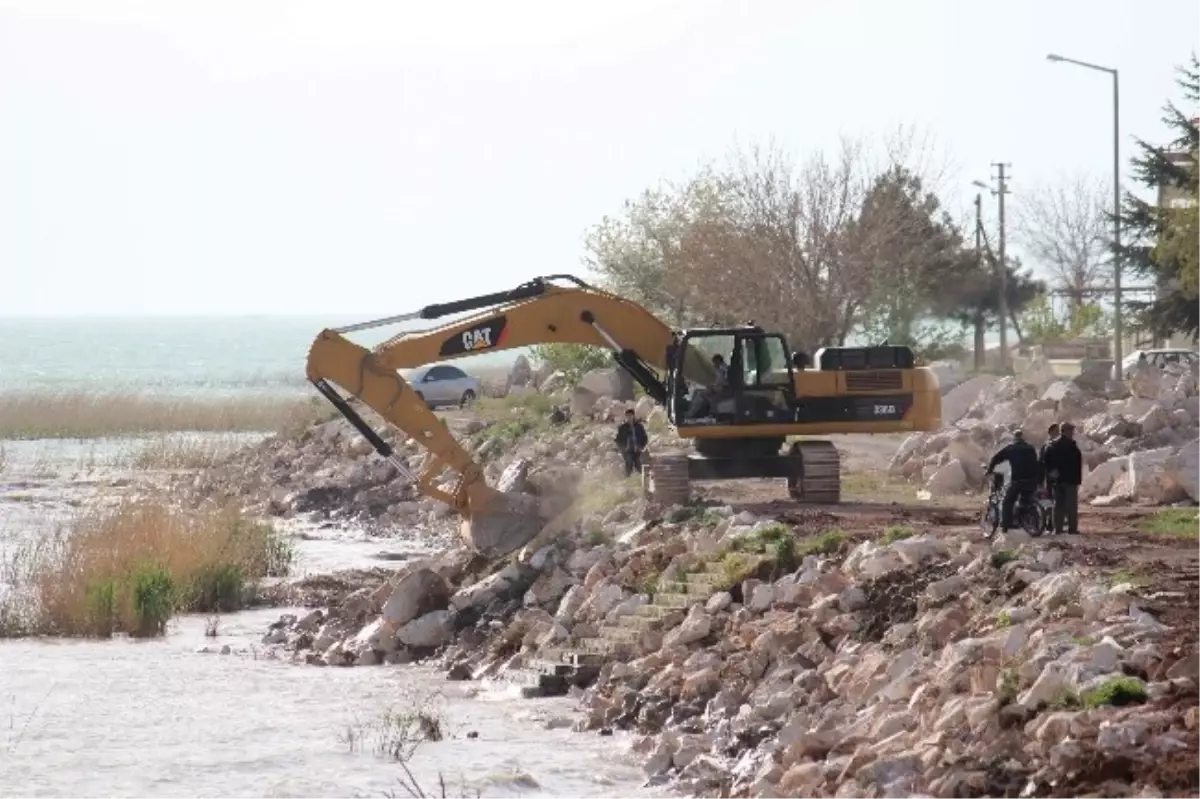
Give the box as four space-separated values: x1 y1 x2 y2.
980 502 1000 536
1021 504 1044 537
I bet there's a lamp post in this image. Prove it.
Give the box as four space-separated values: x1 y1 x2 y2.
1046 53 1122 379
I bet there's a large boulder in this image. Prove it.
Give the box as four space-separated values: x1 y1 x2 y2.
570 386 599 416
381 568 452 627
1126 446 1188 504
507 355 533 388
397 610 454 648
925 459 968 496
579 367 634 401
1081 456 1129 500
940 376 999 427
1168 438 1200 502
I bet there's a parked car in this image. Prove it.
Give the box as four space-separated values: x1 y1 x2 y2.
1121 348 1199 378
405 364 479 409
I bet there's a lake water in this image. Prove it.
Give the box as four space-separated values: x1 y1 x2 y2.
0 609 649 798
0 386 653 798
0 316 520 397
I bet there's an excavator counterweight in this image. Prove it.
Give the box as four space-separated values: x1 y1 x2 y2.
305 275 942 558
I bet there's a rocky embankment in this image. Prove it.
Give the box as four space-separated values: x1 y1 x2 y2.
255 497 1198 797
890 360 1200 506
188 364 1197 797
186 392 673 534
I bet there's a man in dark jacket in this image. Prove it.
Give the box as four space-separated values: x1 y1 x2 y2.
987 430 1041 532
1042 421 1083 535
614 408 649 477
1037 423 1061 532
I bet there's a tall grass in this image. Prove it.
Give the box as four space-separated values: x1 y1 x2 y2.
0 391 328 439
128 434 251 471
0 499 293 638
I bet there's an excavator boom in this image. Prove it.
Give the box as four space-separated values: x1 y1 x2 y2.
304 275 687 558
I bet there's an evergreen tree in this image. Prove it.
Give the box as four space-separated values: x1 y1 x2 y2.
1117 54 1199 339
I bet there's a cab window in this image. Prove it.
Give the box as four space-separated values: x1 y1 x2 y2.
744 336 792 387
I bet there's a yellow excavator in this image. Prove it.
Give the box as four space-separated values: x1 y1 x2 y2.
306 274 942 558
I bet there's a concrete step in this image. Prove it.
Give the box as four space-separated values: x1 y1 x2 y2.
597 624 639 643
618 613 658 630
634 603 677 620
575 637 631 658
539 648 606 669
656 580 712 597
654 592 701 609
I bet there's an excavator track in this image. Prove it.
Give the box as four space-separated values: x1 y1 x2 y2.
786 440 841 504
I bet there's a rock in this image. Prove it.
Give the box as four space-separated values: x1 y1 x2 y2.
925 459 968 496
353 618 398 653
570 386 599 416
508 355 533 388
1127 446 1188 504
382 568 452 626
941 376 1000 427
706 592 733 614
397 610 454 648
664 605 712 648
1082 456 1130 500
579 368 634 402
1168 437 1199 502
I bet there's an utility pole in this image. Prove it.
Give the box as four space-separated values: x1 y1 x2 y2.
978 164 1013 372
1111 71 1123 377
973 193 985 371
994 163 1011 373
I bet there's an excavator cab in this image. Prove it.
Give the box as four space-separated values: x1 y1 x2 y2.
666 327 800 428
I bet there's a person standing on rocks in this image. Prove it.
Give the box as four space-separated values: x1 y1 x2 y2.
1042 422 1083 535
614 407 649 477
986 429 1041 532
1040 423 1060 487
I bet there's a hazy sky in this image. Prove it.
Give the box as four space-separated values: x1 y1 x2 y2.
2 0 1196 317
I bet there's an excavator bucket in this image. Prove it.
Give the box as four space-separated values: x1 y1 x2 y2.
460 489 543 559
460 459 545 559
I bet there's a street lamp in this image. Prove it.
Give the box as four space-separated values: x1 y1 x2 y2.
1046 52 1123 380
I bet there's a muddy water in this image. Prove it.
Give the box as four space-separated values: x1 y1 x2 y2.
0 437 654 798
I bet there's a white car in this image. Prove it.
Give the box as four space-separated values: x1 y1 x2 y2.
406 364 480 409
1122 348 1199 378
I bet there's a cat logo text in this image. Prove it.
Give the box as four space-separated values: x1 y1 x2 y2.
462 328 493 351
438 316 508 357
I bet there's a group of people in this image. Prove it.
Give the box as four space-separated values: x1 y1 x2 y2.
986 422 1084 535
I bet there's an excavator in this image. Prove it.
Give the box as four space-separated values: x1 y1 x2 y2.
305 274 942 559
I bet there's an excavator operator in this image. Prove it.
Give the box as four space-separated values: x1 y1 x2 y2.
686 353 730 418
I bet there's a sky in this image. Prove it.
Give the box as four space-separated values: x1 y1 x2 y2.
1 0 1196 318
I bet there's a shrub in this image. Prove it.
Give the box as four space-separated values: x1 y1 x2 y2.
1082 676 1148 708
3 498 292 638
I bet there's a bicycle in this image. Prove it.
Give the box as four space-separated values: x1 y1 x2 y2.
980 471 1045 537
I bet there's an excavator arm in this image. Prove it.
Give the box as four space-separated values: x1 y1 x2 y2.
304 275 688 557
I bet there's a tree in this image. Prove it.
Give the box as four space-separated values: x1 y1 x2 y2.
1116 53 1199 339
529 343 612 384
582 174 727 328
1020 293 1113 344
848 166 969 346
1015 175 1111 308
582 133 962 355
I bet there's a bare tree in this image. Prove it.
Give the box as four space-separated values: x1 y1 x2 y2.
1015 175 1111 308
583 130 960 355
